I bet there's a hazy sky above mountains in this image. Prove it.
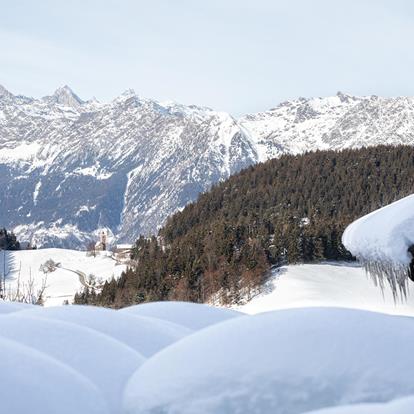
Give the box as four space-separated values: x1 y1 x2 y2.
1 0 414 115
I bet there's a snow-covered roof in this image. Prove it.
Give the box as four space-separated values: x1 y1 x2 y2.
342 194 414 297
115 244 133 249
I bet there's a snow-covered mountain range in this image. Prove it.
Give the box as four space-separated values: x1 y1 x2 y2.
1 84 414 247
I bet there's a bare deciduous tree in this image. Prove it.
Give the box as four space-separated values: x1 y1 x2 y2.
1 250 11 299
4 263 47 305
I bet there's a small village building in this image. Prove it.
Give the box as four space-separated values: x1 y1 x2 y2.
114 244 133 260
95 230 107 251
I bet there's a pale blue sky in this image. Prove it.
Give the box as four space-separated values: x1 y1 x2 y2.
1 0 414 114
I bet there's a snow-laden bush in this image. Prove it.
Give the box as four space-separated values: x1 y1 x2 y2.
18 304 192 356
123 308 414 414
119 300 243 330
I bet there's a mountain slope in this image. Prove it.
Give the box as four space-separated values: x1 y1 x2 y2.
0 85 256 247
2 86 414 247
240 92 414 160
81 145 414 307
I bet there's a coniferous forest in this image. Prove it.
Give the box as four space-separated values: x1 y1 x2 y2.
76 145 414 307
0 228 20 250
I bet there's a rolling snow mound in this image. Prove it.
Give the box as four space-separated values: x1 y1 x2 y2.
119 300 242 330
0 313 144 412
2 300 414 414
0 335 110 414
18 305 193 357
303 396 414 414
123 307 414 414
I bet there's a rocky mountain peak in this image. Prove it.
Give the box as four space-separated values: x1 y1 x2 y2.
0 84 14 99
120 88 136 98
48 85 84 108
336 91 355 103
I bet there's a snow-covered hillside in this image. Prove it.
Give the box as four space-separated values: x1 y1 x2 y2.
2 85 414 247
6 248 414 314
234 262 414 316
0 248 126 306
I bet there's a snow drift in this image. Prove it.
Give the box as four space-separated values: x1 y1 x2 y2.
0 335 110 414
123 307 414 414
0 300 34 314
303 396 414 414
119 301 242 330
0 313 144 412
3 300 414 414
18 305 192 356
342 194 414 297
0 301 240 414
235 263 414 316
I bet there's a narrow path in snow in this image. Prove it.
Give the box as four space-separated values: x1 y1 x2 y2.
59 267 102 290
